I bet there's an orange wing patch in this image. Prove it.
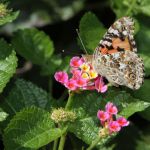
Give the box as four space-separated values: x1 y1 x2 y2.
112 37 131 51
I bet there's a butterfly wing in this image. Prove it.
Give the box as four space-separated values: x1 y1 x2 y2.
92 17 144 90
97 17 136 54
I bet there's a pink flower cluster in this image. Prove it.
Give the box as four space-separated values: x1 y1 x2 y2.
97 102 129 134
54 56 107 92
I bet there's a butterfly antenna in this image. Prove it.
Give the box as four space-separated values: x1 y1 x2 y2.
62 49 81 56
76 29 88 54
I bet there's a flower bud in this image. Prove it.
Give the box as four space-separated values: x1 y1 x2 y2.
51 108 76 123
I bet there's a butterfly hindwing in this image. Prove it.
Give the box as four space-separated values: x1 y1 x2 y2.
93 51 144 89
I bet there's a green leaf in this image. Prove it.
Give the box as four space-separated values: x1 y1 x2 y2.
0 79 57 130
130 79 150 121
70 91 103 119
0 39 17 93
12 28 54 67
1 79 55 117
3 107 66 150
79 12 106 54
119 101 150 118
69 117 99 144
0 108 8 122
0 3 19 26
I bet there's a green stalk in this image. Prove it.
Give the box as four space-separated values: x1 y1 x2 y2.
86 137 100 150
58 91 74 150
58 132 67 150
53 138 59 150
65 91 74 110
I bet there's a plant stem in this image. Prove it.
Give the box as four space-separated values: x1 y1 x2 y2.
53 138 59 150
86 137 100 150
58 133 67 150
65 91 74 110
58 91 74 150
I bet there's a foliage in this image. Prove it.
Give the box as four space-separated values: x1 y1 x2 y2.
0 39 17 93
3 107 66 150
0 0 149 150
0 3 19 26
79 12 106 53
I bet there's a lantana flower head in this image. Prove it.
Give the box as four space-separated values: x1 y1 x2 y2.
97 102 129 136
54 56 108 93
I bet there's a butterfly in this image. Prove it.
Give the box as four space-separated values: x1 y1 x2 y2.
83 17 144 90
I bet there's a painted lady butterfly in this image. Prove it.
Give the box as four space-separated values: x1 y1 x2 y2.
83 17 144 90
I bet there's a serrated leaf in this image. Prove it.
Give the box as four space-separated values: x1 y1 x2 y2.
0 108 8 122
0 3 19 26
3 107 66 150
0 79 57 130
1 79 56 117
79 12 106 54
69 117 99 144
130 79 150 121
119 101 150 118
12 28 54 67
0 39 17 93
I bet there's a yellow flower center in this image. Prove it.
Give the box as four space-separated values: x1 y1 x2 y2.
80 63 90 72
88 70 98 79
81 72 89 79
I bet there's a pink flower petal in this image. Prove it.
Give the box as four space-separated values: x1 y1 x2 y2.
94 77 107 93
76 77 87 87
64 79 77 91
71 69 82 79
54 71 68 84
105 102 118 115
117 117 130 127
108 121 121 132
100 85 108 93
70 56 84 68
97 110 110 122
